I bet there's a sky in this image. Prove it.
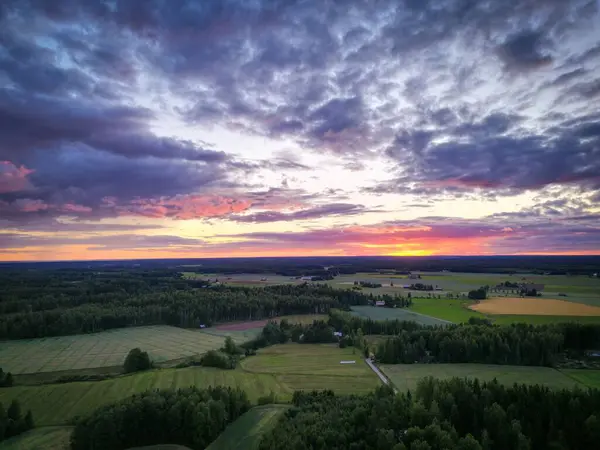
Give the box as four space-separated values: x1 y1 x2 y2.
1 0 599 261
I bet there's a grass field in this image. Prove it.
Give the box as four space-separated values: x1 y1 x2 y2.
409 297 484 323
350 305 451 326
0 344 380 426
0 426 73 450
240 344 380 395
559 369 600 389
206 405 289 450
380 364 586 392
0 325 250 375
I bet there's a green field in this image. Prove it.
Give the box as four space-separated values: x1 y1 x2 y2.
206 405 289 450
240 344 380 395
0 325 250 375
380 364 586 392
0 426 73 450
409 297 483 323
560 369 600 389
0 344 381 426
350 305 451 326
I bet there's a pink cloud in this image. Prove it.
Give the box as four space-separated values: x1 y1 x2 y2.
0 161 35 193
61 204 93 213
114 195 254 219
14 198 49 212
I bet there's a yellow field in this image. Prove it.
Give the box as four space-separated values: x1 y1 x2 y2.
470 297 600 316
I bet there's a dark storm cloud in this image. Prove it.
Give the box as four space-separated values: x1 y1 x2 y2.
0 91 226 163
230 203 373 223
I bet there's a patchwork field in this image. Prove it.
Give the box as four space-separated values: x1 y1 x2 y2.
350 305 451 326
0 325 248 375
380 364 586 392
0 344 380 426
206 405 289 450
0 426 72 450
470 297 600 316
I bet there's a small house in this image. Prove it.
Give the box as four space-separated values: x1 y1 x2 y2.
375 300 386 307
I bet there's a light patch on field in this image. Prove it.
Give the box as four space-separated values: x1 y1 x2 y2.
380 364 583 392
470 297 600 316
0 326 245 374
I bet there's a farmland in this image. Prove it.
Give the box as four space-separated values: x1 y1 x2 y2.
0 427 72 450
470 297 600 316
0 325 249 375
380 364 586 392
184 270 600 325
206 405 290 450
349 305 451 326
0 344 380 426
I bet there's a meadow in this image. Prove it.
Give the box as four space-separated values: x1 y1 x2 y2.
380 364 588 392
0 344 380 426
206 405 290 450
0 325 248 375
349 305 451 326
0 427 72 450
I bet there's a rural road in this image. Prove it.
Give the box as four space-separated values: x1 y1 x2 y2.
365 358 397 393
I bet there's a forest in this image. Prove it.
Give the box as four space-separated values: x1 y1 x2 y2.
0 269 395 339
259 378 600 450
70 386 250 450
329 311 600 366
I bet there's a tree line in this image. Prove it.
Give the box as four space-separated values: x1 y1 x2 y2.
0 399 34 443
258 377 600 450
0 277 403 339
0 368 14 387
70 386 250 450
328 311 600 366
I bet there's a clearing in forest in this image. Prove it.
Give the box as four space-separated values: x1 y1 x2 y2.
380 364 584 392
470 297 600 316
206 405 289 450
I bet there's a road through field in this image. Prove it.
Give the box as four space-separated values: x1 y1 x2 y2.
365 358 395 392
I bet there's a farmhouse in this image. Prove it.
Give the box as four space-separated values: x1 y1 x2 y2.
408 273 420 279
521 283 544 294
375 300 386 307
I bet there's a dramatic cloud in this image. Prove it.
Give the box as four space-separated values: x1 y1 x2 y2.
1 0 599 259
231 203 374 223
0 161 34 193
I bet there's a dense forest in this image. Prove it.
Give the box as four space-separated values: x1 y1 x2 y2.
0 270 398 339
329 311 600 366
0 400 34 443
3 255 599 275
70 386 250 450
259 378 600 450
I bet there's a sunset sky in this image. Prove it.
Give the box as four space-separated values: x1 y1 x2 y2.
1 0 599 261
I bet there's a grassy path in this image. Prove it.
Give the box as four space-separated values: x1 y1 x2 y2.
206 405 289 450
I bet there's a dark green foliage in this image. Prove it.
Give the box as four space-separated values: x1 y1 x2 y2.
0 400 34 442
223 336 241 355
123 348 151 373
199 350 236 369
468 288 487 300
259 378 600 450
328 310 600 366
257 392 278 405
70 386 250 450
0 271 383 339
0 368 14 387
